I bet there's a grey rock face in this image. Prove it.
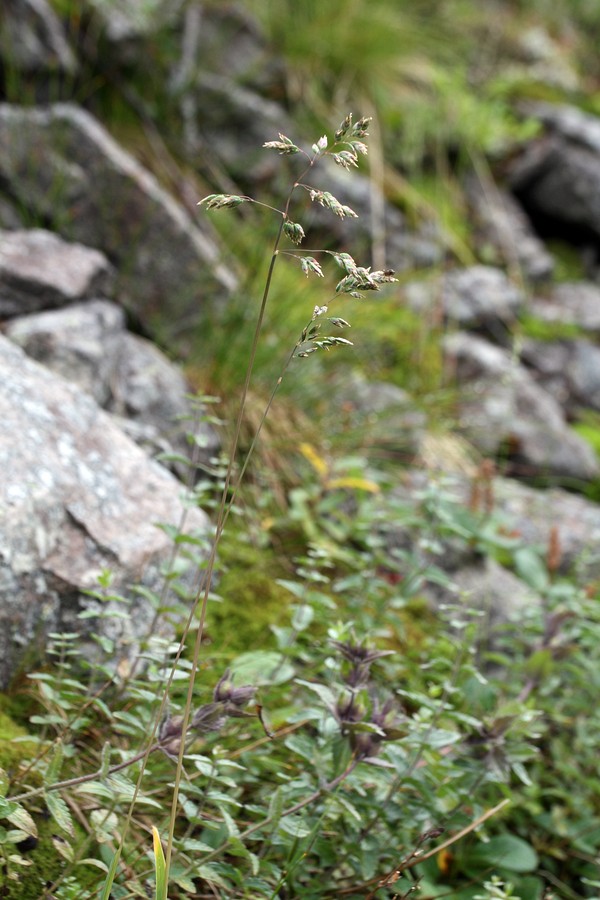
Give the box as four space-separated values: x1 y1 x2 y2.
84 0 185 43
423 557 541 632
5 299 125 405
386 468 600 626
444 332 599 482
0 229 114 317
0 103 236 328
330 372 426 460
405 267 524 342
383 473 540 631
530 282 600 334
491 476 600 581
0 0 77 74
465 173 554 281
510 104 600 242
0 334 210 688
113 330 220 468
5 300 219 470
522 338 600 414
194 73 293 183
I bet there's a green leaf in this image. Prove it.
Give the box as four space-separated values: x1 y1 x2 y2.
6 805 37 838
291 604 314 632
278 815 313 838
99 847 121 900
0 798 17 819
268 787 284 833
99 741 111 777
469 834 539 873
91 809 119 843
513 547 549 593
229 651 295 686
295 679 337 710
44 740 64 786
45 791 74 836
194 864 230 889
152 826 168 900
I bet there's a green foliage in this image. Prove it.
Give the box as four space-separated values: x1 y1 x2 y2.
4 6 600 893
3 458 600 896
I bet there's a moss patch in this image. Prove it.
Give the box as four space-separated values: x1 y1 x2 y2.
205 536 293 654
518 312 585 342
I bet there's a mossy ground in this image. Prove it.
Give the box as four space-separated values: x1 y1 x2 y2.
204 534 293 655
0 709 63 899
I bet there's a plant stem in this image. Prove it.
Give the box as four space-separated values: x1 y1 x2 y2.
197 757 359 867
10 743 163 803
164 155 316 880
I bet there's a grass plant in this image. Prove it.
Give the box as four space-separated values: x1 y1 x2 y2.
2 108 600 900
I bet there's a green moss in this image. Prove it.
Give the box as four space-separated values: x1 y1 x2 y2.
0 710 37 775
0 814 71 900
205 536 292 654
545 240 587 282
0 710 65 899
518 312 585 342
348 300 446 397
573 421 600 456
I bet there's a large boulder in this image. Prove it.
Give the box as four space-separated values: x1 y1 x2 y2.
405 266 524 343
529 282 600 334
0 0 77 75
464 173 553 282
0 103 236 330
0 333 210 688
5 299 219 471
444 332 599 483
422 557 541 634
83 0 185 44
509 103 600 245
0 228 114 317
521 337 600 415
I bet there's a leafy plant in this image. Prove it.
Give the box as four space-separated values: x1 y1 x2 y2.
3 99 600 900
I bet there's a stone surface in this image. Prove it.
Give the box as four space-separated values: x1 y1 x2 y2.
84 0 185 43
491 476 600 581
422 557 541 633
444 332 599 482
405 266 524 342
329 372 426 461
465 173 554 281
0 229 114 317
510 103 600 244
5 299 125 405
382 473 539 630
0 195 23 229
521 337 600 414
387 468 600 614
0 0 77 74
424 470 600 583
0 333 210 687
530 282 600 334
0 103 236 329
112 330 220 469
5 300 219 469
194 72 293 184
